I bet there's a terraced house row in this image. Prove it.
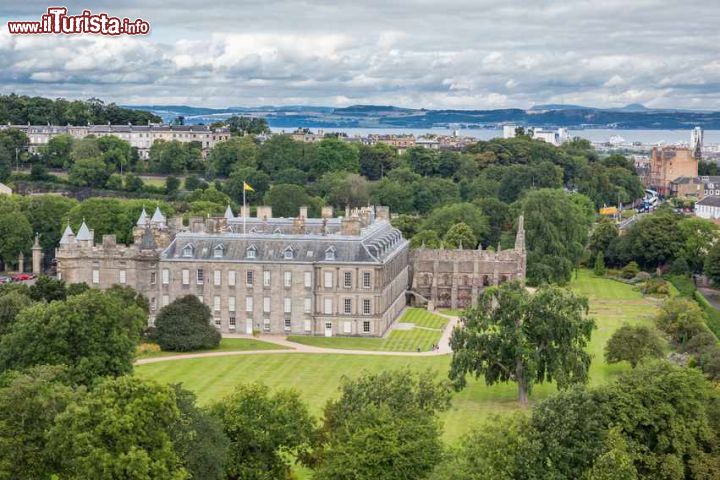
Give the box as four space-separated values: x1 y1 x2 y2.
54 205 525 337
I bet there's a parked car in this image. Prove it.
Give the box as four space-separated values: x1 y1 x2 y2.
0 276 11 284
11 273 33 281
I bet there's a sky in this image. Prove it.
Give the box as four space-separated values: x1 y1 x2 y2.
1 0 720 110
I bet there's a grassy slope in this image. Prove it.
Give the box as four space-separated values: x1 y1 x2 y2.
286 308 447 352
136 271 658 442
136 337 288 359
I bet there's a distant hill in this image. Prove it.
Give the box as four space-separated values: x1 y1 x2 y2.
126 103 720 130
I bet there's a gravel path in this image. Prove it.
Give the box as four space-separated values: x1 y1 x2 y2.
136 313 459 365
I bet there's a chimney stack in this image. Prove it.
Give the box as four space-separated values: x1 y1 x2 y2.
299 206 308 219
321 206 334 219
256 206 272 220
375 206 390 221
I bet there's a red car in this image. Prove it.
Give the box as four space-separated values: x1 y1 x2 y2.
11 273 34 282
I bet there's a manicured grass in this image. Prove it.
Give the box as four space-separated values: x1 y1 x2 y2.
286 308 446 352
439 308 465 317
136 270 660 443
136 337 288 359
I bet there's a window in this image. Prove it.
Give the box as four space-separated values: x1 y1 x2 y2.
363 321 371 333
119 270 126 284
246 246 256 259
213 244 224 258
162 294 169 307
263 319 270 332
246 270 254 286
162 269 170 285
150 297 156 311
196 269 204 284
263 270 271 287
228 296 236 312
229 316 236 329
344 272 352 288
362 299 371 315
92 270 99 284
182 269 190 285
304 298 312 314
284 248 294 260
245 296 253 312
214 270 221 286
284 271 292 287
362 272 371 288
263 297 271 313
344 298 352 314
324 271 333 288
213 295 221 312
304 271 312 288
304 319 312 332
197 295 204 303
284 318 291 331
284 298 292 313
214 317 221 327
324 298 333 315
150 272 157 285
182 244 194 258
228 270 236 286
343 321 352 334
325 246 335 261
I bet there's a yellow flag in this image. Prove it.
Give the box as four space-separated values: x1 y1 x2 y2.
243 181 254 192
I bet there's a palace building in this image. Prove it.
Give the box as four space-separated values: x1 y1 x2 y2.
55 205 525 337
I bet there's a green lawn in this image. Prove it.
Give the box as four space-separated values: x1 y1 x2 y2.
136 337 288 359
286 308 446 352
136 270 660 443
439 308 465 317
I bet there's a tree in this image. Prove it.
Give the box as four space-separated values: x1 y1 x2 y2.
124 173 145 192
474 197 510 247
20 194 78 255
410 230 441 249
70 136 101 162
68 157 110 187
312 138 360 178
310 369 451 480
0 365 79 480
370 178 415 213
678 217 719 273
521 189 593 285
581 428 638 480
444 222 477 249
589 218 620 257
0 289 145 384
0 290 32 335
206 136 257 178
670 256 690 276
165 175 181 195
225 115 269 135
655 297 708 347
211 383 315 480
624 209 685 269
41 133 74 168
704 240 720 285
0 211 32 269
155 295 220 351
48 376 188 480
422 203 488 246
264 184 314 218
604 324 665 368
315 172 370 208
449 282 595 404
29 275 67 302
359 143 399 180
594 251 606 276
170 385 229 480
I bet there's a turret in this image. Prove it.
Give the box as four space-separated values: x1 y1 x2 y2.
150 206 167 229
32 233 42 274
76 220 93 247
224 204 234 221
59 223 75 247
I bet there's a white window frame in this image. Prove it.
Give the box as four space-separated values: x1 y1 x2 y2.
284 297 292 313
245 296 253 312
228 270 236 286
362 271 371 289
246 246 256 259
162 294 169 307
263 270 271 287
304 297 312 314
213 295 221 312
196 269 204 285
363 321 371 333
284 271 292 287
343 298 352 314
263 296 271 313
213 270 221 286
182 244 194 258
323 298 333 315
228 296 236 312
344 271 352 288
119 270 126 284
150 272 157 285
213 244 224 258
246 270 254 286
362 298 371 315
92 269 99 284
162 268 170 285
324 271 333 288
182 269 190 285
304 271 312 288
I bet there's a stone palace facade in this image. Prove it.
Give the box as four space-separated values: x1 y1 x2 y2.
55 206 526 337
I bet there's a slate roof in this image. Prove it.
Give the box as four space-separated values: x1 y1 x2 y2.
697 196 720 208
59 224 75 245
161 220 406 264
76 221 93 241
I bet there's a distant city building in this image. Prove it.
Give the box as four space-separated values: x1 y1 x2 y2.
0 124 231 159
695 196 720 221
645 146 698 196
691 126 704 160
531 128 569 146
669 176 704 198
503 124 518 139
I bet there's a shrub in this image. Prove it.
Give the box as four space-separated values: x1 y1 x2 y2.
136 342 161 357
640 278 670 296
667 274 696 298
154 295 221 351
593 251 606 277
670 257 690 276
604 324 665 368
621 261 640 279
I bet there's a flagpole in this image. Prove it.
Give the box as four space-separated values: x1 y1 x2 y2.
243 182 246 235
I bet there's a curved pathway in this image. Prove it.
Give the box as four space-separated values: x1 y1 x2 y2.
136 313 459 365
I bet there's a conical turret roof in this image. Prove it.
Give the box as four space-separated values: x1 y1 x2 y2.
137 207 149 226
151 206 166 224
224 204 234 220
76 221 92 241
59 224 75 245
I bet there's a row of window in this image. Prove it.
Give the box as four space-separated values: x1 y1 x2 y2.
149 294 373 316
182 243 339 261
214 317 372 334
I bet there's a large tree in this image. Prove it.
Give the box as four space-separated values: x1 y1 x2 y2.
449 281 595 404
211 383 315 480
604 324 665 368
154 295 221 352
624 208 685 269
310 369 451 480
0 289 145 384
206 136 257 178
520 189 593 285
422 202 488 247
48 376 188 480
0 211 32 269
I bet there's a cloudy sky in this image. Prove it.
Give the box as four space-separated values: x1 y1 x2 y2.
1 1 719 109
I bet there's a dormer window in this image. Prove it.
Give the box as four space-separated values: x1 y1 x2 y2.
182 244 194 258
325 246 336 261
283 246 294 260
213 244 225 258
246 245 257 259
